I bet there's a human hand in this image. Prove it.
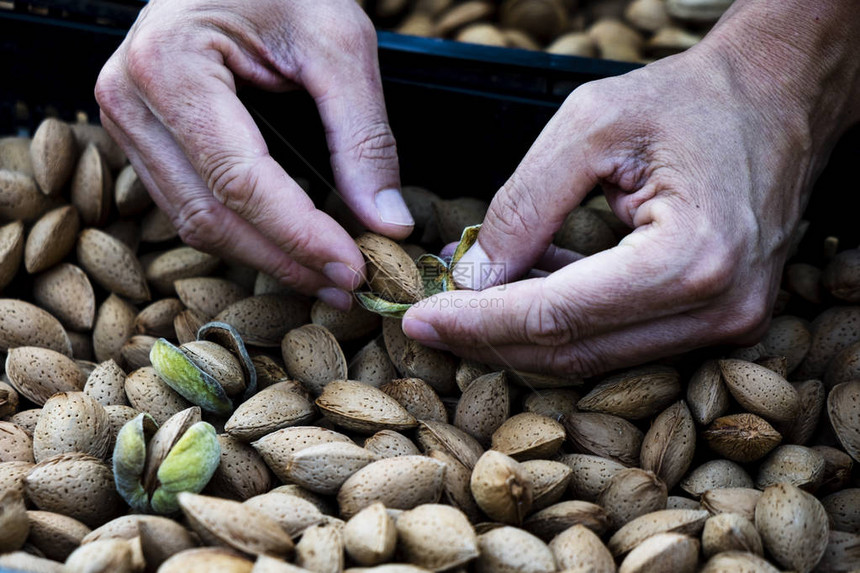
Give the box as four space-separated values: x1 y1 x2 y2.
402 0 860 377
95 0 414 311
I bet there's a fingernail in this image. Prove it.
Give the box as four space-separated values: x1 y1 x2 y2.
375 188 415 227
453 242 499 290
316 287 352 312
402 316 444 345
323 262 362 291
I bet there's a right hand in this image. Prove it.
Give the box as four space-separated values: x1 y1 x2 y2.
95 0 414 310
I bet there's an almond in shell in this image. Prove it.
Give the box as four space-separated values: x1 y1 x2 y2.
157 547 254 573
225 381 316 442
562 411 644 467
686 359 730 425
577 364 681 420
144 246 220 295
24 205 80 274
700 488 762 522
0 136 34 174
382 318 457 395
251 426 353 483
114 164 150 216
92 293 137 363
242 491 326 539
475 525 555 573
25 452 123 528
556 453 627 502
380 377 447 424
519 459 572 512
178 492 294 558
78 228 150 302
755 482 829 573
0 489 29 552
316 380 417 434
33 391 111 463
425 448 483 523
821 488 860 534
281 324 347 396
548 523 615 572
294 521 344 573
0 421 34 463
827 380 860 462
416 419 484 470
343 502 397 566
394 504 478 570
454 371 510 447
490 412 565 461
523 499 610 542
348 336 398 388
5 346 85 406
470 450 533 525
124 366 192 425
214 294 311 348
718 359 800 423
355 232 424 304
702 513 763 558
336 455 445 519
134 298 184 339
363 430 420 459
679 459 754 498
0 299 72 356
174 277 249 319
0 170 50 221
755 444 825 491
203 433 272 502
30 117 77 195
25 509 92 562
0 220 24 290
71 143 112 227
283 441 379 495
32 263 95 332
797 305 860 378
618 532 699 573
703 413 782 463
607 508 710 558
598 467 668 530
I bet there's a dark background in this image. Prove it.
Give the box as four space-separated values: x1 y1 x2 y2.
2 2 858 263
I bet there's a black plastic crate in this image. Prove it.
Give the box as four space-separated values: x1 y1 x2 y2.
1 5 858 261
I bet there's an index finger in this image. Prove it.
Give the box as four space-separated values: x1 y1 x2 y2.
125 37 366 289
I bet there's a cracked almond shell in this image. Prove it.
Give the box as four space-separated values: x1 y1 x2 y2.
355 232 424 304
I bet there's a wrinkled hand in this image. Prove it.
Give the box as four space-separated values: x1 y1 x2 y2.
403 43 835 376
96 0 413 310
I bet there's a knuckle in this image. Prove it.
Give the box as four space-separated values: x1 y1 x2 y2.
174 199 226 252
334 13 376 53
521 285 579 346
206 156 263 220
550 343 607 378
487 173 541 239
94 61 127 118
347 121 398 165
125 34 166 89
677 242 736 302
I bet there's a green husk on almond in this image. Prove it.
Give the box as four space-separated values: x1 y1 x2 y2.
149 338 232 416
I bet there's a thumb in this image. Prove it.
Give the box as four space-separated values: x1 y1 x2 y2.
303 24 413 240
453 105 600 290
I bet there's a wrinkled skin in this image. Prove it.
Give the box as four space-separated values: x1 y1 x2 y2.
96 0 414 312
402 1 860 376
97 0 860 378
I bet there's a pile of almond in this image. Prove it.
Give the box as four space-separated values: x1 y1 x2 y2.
1 116 858 573
363 0 730 63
